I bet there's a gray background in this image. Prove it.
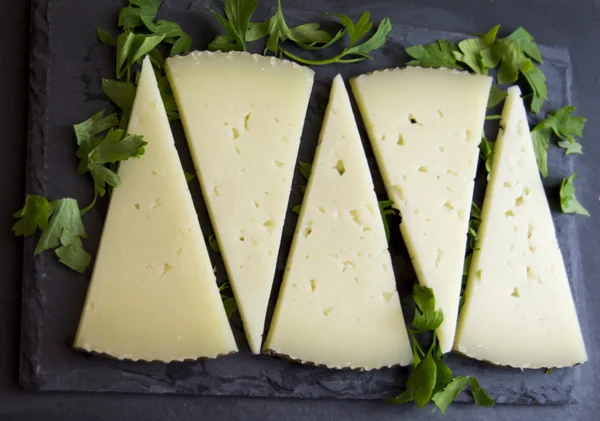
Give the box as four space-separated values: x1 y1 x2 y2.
1 0 599 419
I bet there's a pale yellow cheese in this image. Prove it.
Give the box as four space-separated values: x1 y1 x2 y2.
265 75 413 369
351 67 492 353
74 57 237 361
455 86 587 368
165 51 314 353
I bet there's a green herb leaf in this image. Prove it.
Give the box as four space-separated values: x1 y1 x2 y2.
13 195 52 237
170 34 192 56
535 106 586 155
560 172 589 216
281 16 392 66
74 112 146 200
431 375 471 413
117 33 165 79
157 75 180 121
34 198 86 254
141 16 192 56
331 12 372 47
97 29 117 46
184 171 196 183
406 40 461 69
219 282 238 319
412 285 444 332
298 161 312 180
378 199 395 242
101 79 137 129
208 0 259 52
487 86 507 109
208 234 221 253
530 128 550 178
118 0 162 30
470 378 496 407
453 37 491 74
56 236 92 273
291 204 302 214
479 135 494 180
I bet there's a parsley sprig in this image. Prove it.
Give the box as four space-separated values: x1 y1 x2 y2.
388 285 495 412
560 172 589 216
208 0 392 66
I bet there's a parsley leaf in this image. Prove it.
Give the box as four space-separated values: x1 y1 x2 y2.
118 0 162 30
97 29 117 47
411 285 444 332
13 195 51 238
487 86 507 109
282 16 392 66
74 111 146 202
219 282 238 319
34 198 91 273
291 161 312 213
157 75 180 122
116 32 166 80
479 135 494 180
378 199 395 242
467 202 482 251
560 172 589 216
208 0 259 52
531 127 550 178
406 40 461 69
453 24 500 74
208 234 221 253
535 106 586 155
101 79 137 129
141 17 192 57
389 286 495 411
184 171 196 183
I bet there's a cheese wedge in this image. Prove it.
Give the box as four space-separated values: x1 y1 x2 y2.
351 67 492 353
165 51 314 353
264 75 413 369
454 87 587 368
74 57 237 361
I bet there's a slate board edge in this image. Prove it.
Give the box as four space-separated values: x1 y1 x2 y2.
19 0 50 392
17 0 580 405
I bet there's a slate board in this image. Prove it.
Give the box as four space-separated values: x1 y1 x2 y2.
19 0 585 405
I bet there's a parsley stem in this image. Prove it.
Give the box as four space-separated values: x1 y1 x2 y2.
485 115 502 120
282 48 367 66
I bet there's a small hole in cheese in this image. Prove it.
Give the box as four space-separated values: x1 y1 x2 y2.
408 114 418 124
232 128 240 139
524 187 531 195
515 196 525 206
244 113 251 130
213 186 220 197
310 279 317 292
349 210 361 226
303 226 312 238
437 110 444 118
505 209 515 217
239 236 245 242
381 134 387 142
476 269 483 280
382 292 394 303
465 129 473 141
151 170 157 175
444 201 454 211
435 248 443 267
323 307 333 316
263 220 275 234
446 169 457 176
511 287 520 298
318 206 325 214
235 146 241 154
342 261 355 273
334 160 346 176
275 161 284 167
504 181 512 188
274 117 280 123
397 134 405 145
439 146 445 153
177 248 183 256
527 266 536 280
134 203 140 210
527 224 533 239
161 263 174 277
254 200 259 208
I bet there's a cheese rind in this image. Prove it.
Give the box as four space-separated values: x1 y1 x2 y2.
165 51 314 353
74 58 237 361
351 67 492 353
455 86 587 368
264 75 413 369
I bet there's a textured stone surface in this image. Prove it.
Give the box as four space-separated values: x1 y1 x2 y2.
15 0 588 409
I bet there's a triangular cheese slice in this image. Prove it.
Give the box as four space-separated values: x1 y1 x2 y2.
455 86 587 368
165 51 314 353
74 57 237 361
264 75 413 369
351 67 492 353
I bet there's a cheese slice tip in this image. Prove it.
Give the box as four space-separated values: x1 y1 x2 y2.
351 67 492 353
74 57 237 361
264 75 413 369
165 51 314 353
455 86 587 368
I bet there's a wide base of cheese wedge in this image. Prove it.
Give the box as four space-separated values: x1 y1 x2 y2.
351 67 492 353
454 87 587 368
264 75 413 369
74 57 237 361
165 51 314 354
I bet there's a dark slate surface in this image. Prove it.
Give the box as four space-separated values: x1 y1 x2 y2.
2 0 600 420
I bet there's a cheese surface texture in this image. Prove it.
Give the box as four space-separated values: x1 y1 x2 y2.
351 67 491 353
74 58 237 361
264 75 413 369
166 51 314 353
455 87 587 368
